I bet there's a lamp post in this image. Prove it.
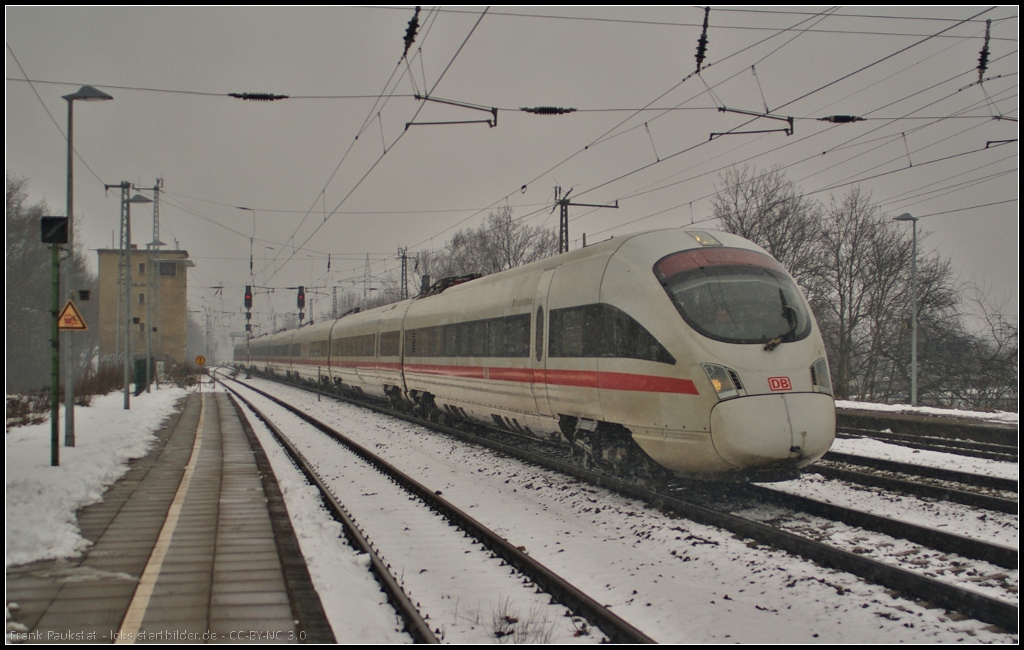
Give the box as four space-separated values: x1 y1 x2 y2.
63 85 113 447
894 213 918 406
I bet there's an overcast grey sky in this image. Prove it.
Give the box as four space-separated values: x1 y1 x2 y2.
6 6 1018 339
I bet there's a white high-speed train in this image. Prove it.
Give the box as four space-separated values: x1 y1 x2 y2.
236 228 836 477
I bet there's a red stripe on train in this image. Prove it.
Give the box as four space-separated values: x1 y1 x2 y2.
410 364 698 395
273 358 698 395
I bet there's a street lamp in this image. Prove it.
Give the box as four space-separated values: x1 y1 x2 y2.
894 213 918 407
63 85 113 447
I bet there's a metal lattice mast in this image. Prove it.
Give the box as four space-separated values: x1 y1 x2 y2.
555 186 618 253
399 247 409 300
362 254 371 306
151 179 163 247
117 183 132 409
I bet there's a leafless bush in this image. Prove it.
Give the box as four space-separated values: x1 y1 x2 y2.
76 361 124 401
5 393 49 429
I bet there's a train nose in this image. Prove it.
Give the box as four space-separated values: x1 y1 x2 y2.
709 393 835 468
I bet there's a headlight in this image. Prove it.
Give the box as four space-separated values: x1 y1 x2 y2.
811 357 832 395
702 363 743 399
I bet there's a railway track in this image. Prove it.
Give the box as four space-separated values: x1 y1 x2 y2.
651 482 1018 632
221 376 654 644
836 427 1017 462
228 371 1018 635
817 451 1017 514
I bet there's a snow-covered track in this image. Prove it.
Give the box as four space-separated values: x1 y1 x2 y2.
653 483 1018 632
836 426 1017 462
816 452 1017 514
239 371 1018 634
223 376 656 644
223 382 437 643
743 483 1016 569
825 451 1017 492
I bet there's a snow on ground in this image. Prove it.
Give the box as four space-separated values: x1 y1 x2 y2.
5 388 188 567
240 390 595 644
836 399 1018 425
241 397 413 644
5 381 1018 643
770 468 1019 550
832 437 1019 480
252 379 1017 643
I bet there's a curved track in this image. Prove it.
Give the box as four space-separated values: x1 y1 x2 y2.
229 371 1018 635
222 375 655 644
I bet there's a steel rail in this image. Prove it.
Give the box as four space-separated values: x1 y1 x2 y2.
837 428 1018 461
244 372 1020 633
223 382 439 644
813 461 1018 514
226 376 657 644
744 483 1018 569
825 451 1018 492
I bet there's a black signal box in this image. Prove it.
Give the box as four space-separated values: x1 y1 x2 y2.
41 216 69 244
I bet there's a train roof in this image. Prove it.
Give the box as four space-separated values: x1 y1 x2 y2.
255 227 771 342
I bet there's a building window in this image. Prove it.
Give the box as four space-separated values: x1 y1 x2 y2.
139 262 146 275
139 292 146 304
159 262 176 277
138 321 146 333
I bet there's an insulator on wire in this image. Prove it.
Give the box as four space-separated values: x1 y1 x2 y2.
695 6 710 73
229 93 288 101
978 19 991 82
520 106 577 115
404 6 421 58
818 115 865 123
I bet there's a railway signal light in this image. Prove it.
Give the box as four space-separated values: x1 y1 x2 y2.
244 285 253 309
297 286 305 310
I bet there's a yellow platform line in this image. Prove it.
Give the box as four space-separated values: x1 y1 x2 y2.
116 394 206 643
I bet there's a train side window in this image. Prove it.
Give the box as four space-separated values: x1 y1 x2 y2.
506 314 530 357
535 307 544 362
549 303 675 364
380 331 401 356
470 320 487 357
440 324 455 357
488 318 506 356
310 340 329 357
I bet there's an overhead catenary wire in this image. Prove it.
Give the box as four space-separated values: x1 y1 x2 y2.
258 7 492 287
193 5 1015 305
553 8 1008 236
9 8 1014 324
403 6 847 254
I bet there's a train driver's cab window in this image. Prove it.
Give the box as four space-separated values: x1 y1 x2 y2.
655 247 811 346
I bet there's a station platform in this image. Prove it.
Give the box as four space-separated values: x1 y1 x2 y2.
6 391 334 643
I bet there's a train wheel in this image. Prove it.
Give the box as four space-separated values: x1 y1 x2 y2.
569 428 597 470
564 418 669 484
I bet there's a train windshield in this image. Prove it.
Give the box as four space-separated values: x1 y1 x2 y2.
654 247 811 346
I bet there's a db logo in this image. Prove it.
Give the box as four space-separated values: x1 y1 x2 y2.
768 376 792 391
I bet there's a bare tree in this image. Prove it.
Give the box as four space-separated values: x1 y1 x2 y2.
6 173 99 394
713 165 1015 410
712 165 822 284
421 206 557 282
934 288 1018 411
811 188 883 398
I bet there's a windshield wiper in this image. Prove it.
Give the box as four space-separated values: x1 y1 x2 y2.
764 288 797 352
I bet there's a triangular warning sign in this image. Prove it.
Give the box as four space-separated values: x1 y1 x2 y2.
58 300 88 331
